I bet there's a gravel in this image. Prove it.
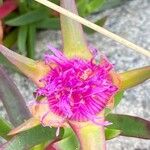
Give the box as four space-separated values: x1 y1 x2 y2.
0 0 150 149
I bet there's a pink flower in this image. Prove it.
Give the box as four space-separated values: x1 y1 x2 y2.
33 45 119 127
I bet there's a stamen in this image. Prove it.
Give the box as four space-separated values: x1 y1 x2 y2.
36 46 119 125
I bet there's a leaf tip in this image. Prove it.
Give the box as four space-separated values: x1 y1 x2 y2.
7 117 40 136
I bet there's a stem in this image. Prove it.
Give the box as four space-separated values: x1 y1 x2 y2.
60 0 92 59
69 121 106 150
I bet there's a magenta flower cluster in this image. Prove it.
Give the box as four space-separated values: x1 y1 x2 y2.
36 46 118 125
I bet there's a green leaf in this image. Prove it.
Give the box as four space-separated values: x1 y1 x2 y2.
0 117 12 140
17 25 28 54
120 66 150 90
0 125 63 150
4 12 18 21
3 28 18 48
45 127 121 149
48 128 79 150
77 0 105 16
77 0 87 16
52 135 79 150
105 128 121 140
60 128 79 150
114 91 124 107
106 114 150 139
8 118 40 136
36 18 60 30
45 126 122 149
100 0 129 12
105 91 124 116
30 143 45 150
84 16 107 34
0 66 31 127
5 9 48 26
46 127 121 149
86 0 105 14
18 1 28 13
27 24 36 58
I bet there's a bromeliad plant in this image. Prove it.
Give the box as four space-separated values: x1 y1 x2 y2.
0 0 150 150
